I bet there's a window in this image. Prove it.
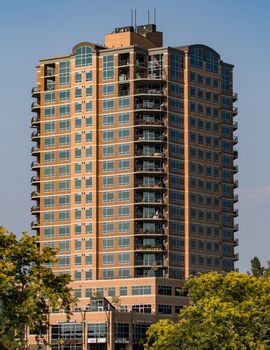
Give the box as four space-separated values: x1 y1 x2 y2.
118 190 130 201
118 128 130 139
44 107 55 118
132 286 151 295
75 46 92 67
169 52 181 80
86 101 92 112
59 119 69 131
120 287 127 296
102 130 114 142
75 72 82 83
103 55 114 80
103 207 114 218
158 304 172 315
59 226 70 237
59 89 70 101
103 254 114 265
118 237 130 248
75 87 82 98
118 253 130 264
103 114 114 126
86 86 92 96
103 99 114 110
118 159 130 170
118 97 130 109
103 176 114 187
44 137 55 148
86 116 92 127
103 84 114 95
118 222 130 233
118 144 130 155
102 222 114 234
59 61 70 86
103 192 114 202
103 160 114 172
118 112 130 124
44 92 55 103
118 175 130 185
44 122 55 133
58 195 70 207
108 287 115 297
59 104 70 116
190 47 203 69
102 238 114 249
75 102 82 113
59 150 70 161
86 71 92 81
118 206 130 217
59 135 70 146
44 152 55 163
118 268 130 278
59 210 69 221
44 227 54 238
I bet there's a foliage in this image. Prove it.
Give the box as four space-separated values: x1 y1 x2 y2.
0 227 74 350
250 256 270 278
145 272 270 350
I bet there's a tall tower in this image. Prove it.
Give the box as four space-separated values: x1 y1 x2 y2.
30 24 238 349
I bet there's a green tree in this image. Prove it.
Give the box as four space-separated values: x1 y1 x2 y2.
250 256 265 276
0 227 74 350
145 272 270 350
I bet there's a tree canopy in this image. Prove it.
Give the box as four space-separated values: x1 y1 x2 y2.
145 272 270 350
0 227 73 350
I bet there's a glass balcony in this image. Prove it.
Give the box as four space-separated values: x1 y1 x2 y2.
31 191 40 198
233 136 238 145
233 107 238 116
135 117 165 127
233 121 238 131
31 86 40 97
234 238 239 246
233 92 238 101
31 161 40 168
234 194 239 202
234 253 239 261
31 220 39 228
233 149 238 159
31 206 40 213
233 180 239 188
234 224 239 232
31 101 40 112
31 131 40 139
31 176 40 183
234 209 239 216
31 146 40 155
135 102 166 111
134 87 165 96
31 116 40 127
233 165 238 174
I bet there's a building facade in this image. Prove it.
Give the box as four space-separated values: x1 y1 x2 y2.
30 24 238 349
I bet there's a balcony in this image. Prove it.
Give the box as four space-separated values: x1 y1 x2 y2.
31 101 40 112
119 74 130 82
31 220 39 228
31 86 40 97
234 253 239 261
31 176 40 184
135 118 165 127
135 229 164 236
31 161 40 169
233 92 238 101
233 150 238 159
233 180 239 188
135 212 165 220
31 146 40 155
233 136 238 145
135 134 167 143
234 224 239 232
31 191 40 199
233 121 238 131
134 260 164 267
135 197 165 205
135 103 166 112
135 181 165 189
233 165 238 174
234 194 239 202
31 131 40 140
135 166 165 174
234 209 239 217
135 150 165 158
234 238 239 247
119 60 129 66
31 116 40 128
135 72 165 81
135 244 164 252
134 88 165 96
233 107 238 116
31 206 40 213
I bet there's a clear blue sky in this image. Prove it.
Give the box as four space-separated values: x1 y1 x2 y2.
0 0 269 272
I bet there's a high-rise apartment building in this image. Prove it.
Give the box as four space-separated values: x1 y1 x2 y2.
30 24 238 350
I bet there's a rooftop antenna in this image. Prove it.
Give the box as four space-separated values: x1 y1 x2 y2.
148 9 150 24
154 8 156 25
135 9 137 30
131 9 133 27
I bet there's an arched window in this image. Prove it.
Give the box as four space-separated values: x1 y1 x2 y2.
205 49 219 73
190 47 203 69
75 46 92 67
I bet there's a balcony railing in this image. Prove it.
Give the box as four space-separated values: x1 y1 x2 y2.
135 181 165 189
31 175 39 181
234 253 239 261
233 150 238 159
119 60 130 66
135 150 165 157
31 191 40 198
135 198 165 205
135 245 163 251
234 209 239 216
233 136 238 145
119 74 130 82
233 165 238 174
233 92 238 101
234 194 239 202
135 118 165 126
31 116 40 127
135 213 165 219
234 224 239 232
31 87 40 96
233 121 238 130
31 206 40 213
134 88 164 95
234 238 239 246
31 131 40 139
31 101 40 111
135 229 164 235
135 103 166 111
31 146 40 154
233 107 238 115
31 220 39 228
135 135 167 142
135 166 165 173
233 180 239 188
31 161 40 168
